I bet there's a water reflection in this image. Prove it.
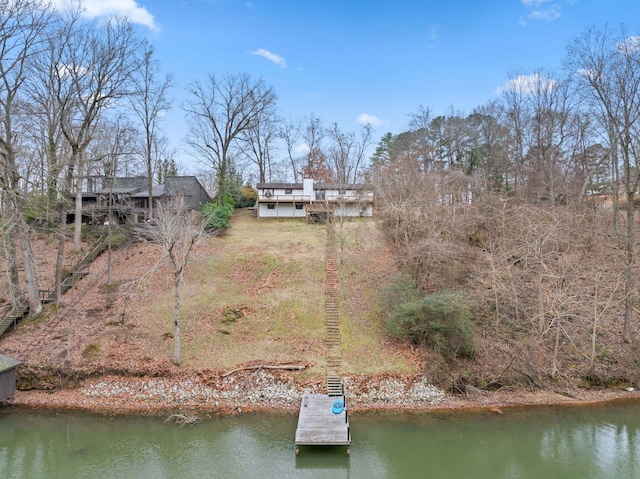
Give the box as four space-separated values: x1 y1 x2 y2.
0 401 639 478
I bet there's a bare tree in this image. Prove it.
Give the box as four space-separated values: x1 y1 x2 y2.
407 105 434 172
279 117 302 182
55 13 143 250
300 115 327 179
522 70 574 204
501 72 531 198
143 198 209 365
130 43 173 220
24 10 66 221
87 115 140 179
184 72 277 205
154 138 179 184
238 106 278 183
468 101 511 193
0 0 54 316
567 25 640 342
85 115 140 286
327 122 373 184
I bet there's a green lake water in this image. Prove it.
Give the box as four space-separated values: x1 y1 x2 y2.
1 400 639 478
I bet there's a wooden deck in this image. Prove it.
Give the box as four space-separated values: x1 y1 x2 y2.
295 394 351 452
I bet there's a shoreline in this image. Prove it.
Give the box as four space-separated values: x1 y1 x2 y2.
6 371 639 416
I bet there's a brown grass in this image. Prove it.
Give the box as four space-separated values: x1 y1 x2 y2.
0 210 418 377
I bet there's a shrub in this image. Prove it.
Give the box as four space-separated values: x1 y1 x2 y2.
238 185 258 208
380 273 421 334
383 283 476 360
82 343 101 362
201 194 234 230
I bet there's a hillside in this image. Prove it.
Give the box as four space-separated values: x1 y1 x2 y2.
0 210 418 381
2 207 640 413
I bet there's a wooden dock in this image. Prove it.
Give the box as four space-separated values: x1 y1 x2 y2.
295 393 351 455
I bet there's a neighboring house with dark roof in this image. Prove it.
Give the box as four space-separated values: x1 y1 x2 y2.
67 176 211 225
255 178 374 219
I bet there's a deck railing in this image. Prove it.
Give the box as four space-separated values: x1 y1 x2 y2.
258 192 373 202
257 194 311 202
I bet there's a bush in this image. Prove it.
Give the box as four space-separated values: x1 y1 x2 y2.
201 194 235 230
383 281 476 360
380 273 421 331
238 185 258 208
24 193 49 225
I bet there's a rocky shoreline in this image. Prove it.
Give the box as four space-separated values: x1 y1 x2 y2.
8 370 639 416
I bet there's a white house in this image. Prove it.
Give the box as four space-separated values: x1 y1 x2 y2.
255 178 374 219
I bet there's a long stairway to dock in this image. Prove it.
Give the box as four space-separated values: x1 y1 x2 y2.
294 216 350 454
325 218 344 397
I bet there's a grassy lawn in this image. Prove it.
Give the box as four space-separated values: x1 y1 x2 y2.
136 210 418 375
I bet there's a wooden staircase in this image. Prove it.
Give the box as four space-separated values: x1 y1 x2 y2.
0 302 29 339
0 234 109 338
325 219 344 397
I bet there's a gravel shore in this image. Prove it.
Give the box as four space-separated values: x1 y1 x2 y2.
10 370 639 415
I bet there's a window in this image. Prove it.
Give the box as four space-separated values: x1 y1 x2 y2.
295 203 303 210
267 203 275 210
285 188 292 194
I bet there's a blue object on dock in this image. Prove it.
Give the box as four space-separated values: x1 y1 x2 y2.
331 400 344 414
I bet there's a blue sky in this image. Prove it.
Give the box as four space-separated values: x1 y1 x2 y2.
59 0 638 172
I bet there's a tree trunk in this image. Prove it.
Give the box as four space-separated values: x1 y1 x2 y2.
609 128 620 244
147 161 153 221
173 272 181 365
217 159 227 207
623 186 634 343
551 322 561 378
537 272 546 335
622 128 635 344
73 167 83 251
55 169 74 303
55 224 65 304
17 217 42 317
4 226 21 309
47 133 59 225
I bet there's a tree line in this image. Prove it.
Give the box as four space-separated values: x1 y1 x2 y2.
370 24 640 385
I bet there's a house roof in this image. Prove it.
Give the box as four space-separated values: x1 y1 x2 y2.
132 185 166 198
95 187 138 195
68 192 98 198
0 354 21 373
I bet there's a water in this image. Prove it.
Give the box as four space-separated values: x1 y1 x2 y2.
1 401 639 478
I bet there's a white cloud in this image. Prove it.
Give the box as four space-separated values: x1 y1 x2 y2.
520 0 561 23
521 0 552 6
250 48 287 68
496 73 558 95
576 68 598 81
294 143 310 155
617 36 640 54
53 0 158 31
426 24 439 41
357 113 383 127
528 5 561 21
